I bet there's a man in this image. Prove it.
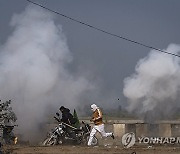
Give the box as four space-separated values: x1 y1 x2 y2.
87 104 114 146
59 106 76 125
59 106 77 141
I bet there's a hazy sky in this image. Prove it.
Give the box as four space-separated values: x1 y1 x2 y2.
0 0 180 108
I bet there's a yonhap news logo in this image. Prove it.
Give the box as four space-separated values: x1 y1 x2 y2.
122 132 180 148
122 132 136 148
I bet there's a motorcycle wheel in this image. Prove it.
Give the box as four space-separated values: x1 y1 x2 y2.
42 137 57 146
86 136 98 146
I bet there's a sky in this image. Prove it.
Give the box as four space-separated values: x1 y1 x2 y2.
0 0 180 109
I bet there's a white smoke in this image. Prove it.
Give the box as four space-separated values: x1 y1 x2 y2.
0 6 95 142
123 44 180 120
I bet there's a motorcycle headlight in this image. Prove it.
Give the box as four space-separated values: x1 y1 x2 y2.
58 127 64 134
58 127 62 131
60 130 64 134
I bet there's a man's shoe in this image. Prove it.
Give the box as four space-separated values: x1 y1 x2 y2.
111 133 115 139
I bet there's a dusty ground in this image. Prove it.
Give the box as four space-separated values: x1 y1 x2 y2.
2 145 180 154
1 136 180 153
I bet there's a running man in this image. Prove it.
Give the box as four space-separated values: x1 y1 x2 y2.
87 104 114 146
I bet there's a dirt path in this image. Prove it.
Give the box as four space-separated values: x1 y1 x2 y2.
2 145 180 154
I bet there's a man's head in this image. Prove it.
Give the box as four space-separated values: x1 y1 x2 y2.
91 104 98 112
59 106 65 112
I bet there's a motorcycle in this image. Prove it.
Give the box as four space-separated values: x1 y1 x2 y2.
0 124 18 144
42 115 98 146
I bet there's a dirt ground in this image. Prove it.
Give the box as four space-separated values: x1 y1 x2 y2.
2 145 180 154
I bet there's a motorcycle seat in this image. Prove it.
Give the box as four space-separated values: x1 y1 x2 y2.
74 128 82 132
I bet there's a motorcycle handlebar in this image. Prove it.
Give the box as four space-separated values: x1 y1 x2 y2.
0 124 18 127
53 116 61 123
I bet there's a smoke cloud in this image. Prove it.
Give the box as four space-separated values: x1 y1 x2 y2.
0 5 96 142
123 44 180 121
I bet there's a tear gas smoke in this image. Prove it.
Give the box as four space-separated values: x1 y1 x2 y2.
123 44 180 121
0 5 96 142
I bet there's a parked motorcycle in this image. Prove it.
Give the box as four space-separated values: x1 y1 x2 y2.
0 124 18 144
42 116 98 146
0 100 18 145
